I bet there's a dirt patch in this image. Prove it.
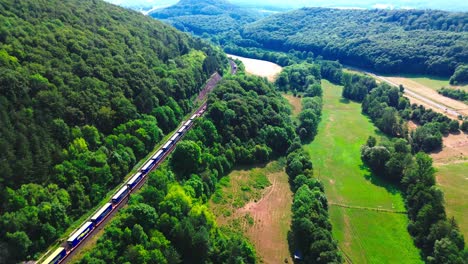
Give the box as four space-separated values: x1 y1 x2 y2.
432 133 468 165
238 171 293 264
282 94 302 117
227 54 283 82
408 120 418 131
408 121 467 164
384 77 468 116
210 162 293 264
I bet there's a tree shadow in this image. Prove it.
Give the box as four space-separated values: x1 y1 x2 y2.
359 164 402 195
339 98 350 104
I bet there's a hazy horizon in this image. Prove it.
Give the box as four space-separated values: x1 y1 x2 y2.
104 0 468 12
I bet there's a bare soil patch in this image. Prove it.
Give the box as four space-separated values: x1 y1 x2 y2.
408 121 467 165
282 94 302 117
210 162 293 264
227 54 283 82
431 133 468 165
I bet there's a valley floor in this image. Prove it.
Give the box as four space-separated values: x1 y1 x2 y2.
304 80 422 263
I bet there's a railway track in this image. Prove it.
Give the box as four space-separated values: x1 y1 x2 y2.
39 61 237 264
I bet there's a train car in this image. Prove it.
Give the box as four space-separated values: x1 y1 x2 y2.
127 172 143 190
42 247 66 264
162 140 173 151
141 159 155 174
190 114 197 120
152 150 164 162
90 203 113 225
67 221 94 248
170 132 180 142
177 125 187 134
112 185 129 204
184 119 192 127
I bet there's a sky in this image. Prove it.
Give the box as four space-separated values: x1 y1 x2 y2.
104 0 468 12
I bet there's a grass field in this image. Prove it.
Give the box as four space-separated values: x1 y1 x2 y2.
435 163 468 240
395 74 468 91
209 161 293 263
304 80 422 263
282 93 302 117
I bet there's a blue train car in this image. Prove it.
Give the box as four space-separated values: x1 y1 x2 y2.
184 119 192 127
170 132 180 142
67 222 94 248
43 247 66 264
90 203 113 225
127 172 143 190
112 186 129 204
162 140 173 151
141 159 156 174
190 114 197 120
152 150 164 162
177 125 187 134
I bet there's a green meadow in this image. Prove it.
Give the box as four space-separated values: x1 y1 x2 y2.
436 163 468 240
304 80 422 263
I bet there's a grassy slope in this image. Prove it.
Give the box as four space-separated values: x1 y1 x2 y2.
209 161 293 263
436 163 468 240
304 80 422 263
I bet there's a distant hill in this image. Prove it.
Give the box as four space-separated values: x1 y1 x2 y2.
150 0 260 34
150 1 468 77
0 0 225 262
241 8 468 76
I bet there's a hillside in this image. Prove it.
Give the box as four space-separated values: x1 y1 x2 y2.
0 0 227 261
152 1 468 78
150 0 259 35
243 8 468 77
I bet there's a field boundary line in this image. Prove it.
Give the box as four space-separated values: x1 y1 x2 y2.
329 202 407 214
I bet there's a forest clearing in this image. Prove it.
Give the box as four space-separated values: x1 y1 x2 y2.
209 161 293 263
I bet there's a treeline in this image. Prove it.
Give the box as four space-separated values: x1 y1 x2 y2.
354 77 467 262
0 0 226 261
438 87 468 103
361 84 462 152
449 65 468 85
80 72 299 263
286 148 342 263
361 139 467 263
329 69 461 153
274 63 341 262
280 78 343 263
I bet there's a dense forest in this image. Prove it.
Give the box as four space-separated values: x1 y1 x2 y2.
0 0 227 261
79 72 299 263
242 8 468 77
153 1 468 79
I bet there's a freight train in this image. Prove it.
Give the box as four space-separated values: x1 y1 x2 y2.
42 113 199 264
